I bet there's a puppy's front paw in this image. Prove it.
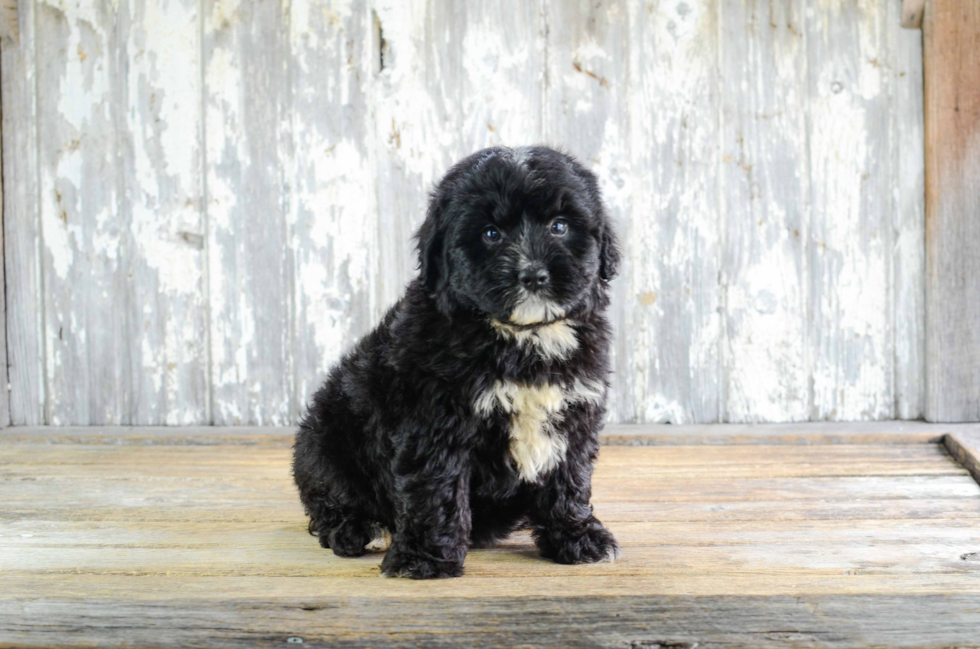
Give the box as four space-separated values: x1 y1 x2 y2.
381 543 464 579
535 518 620 565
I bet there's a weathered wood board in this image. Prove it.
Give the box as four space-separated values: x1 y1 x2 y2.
892 0 926 421
27 0 207 425
204 0 292 425
1 0 43 426
2 0 928 425
719 0 809 423
0 0 16 44
4 420 970 447
944 429 980 487
2 429 980 647
923 0 980 422
287 1 379 425
0 43 8 428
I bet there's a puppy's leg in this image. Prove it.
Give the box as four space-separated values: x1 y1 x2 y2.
469 495 527 549
294 416 379 558
299 487 376 557
381 443 472 579
527 459 619 565
325 517 374 557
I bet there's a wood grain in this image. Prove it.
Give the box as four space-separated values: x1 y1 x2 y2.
0 44 7 428
204 0 292 425
806 0 895 421
32 0 206 425
1 0 43 425
120 0 208 425
35 0 124 424
5 593 980 649
543 0 630 420
892 0 927 420
719 0 809 422
924 0 980 422
624 0 722 424
3 420 974 446
0 0 16 43
902 0 926 29
944 429 980 486
2 431 980 647
287 0 378 421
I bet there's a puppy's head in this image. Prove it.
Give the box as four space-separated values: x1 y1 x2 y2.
416 146 620 324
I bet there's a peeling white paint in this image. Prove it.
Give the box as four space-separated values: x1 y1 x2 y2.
13 0 924 425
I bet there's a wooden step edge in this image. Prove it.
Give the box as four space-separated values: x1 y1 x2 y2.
599 422 969 446
943 431 980 486
2 422 977 447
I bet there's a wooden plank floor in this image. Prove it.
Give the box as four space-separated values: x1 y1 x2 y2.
3 424 980 648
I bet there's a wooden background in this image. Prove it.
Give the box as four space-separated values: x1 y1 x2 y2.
1 0 925 426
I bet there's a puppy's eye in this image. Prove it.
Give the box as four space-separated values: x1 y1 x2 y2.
550 219 568 236
483 226 501 243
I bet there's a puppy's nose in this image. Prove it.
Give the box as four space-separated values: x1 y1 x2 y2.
519 265 550 291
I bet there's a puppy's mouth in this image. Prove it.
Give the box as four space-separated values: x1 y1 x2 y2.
502 292 567 328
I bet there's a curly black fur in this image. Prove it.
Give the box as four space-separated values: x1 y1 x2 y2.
293 146 621 578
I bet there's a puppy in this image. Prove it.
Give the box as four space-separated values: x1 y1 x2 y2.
293 145 621 578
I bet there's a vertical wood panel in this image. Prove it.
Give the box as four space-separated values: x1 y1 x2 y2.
123 0 207 424
624 0 722 423
36 1 128 424
542 0 630 421
0 52 8 427
371 0 460 312
806 0 894 420
34 0 205 425
891 0 925 420
719 0 810 423
371 0 548 312
1 0 44 425
457 0 545 152
288 0 377 420
204 0 292 425
923 0 980 422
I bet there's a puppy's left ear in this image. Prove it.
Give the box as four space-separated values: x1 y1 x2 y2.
598 217 621 281
567 157 621 282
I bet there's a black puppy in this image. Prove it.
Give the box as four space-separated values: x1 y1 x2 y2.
293 146 621 578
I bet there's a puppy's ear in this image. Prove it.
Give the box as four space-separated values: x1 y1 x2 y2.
415 192 453 307
598 218 621 281
565 155 621 282
416 220 442 293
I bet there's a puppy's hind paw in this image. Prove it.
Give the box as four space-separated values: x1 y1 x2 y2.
536 519 620 565
380 544 464 579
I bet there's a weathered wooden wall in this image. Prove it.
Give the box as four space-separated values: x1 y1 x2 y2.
1 0 925 426
923 0 980 422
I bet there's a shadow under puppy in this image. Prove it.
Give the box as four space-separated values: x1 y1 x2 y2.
293 145 621 578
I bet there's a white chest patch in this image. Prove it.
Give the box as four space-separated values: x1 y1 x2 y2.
474 377 606 482
490 319 579 360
